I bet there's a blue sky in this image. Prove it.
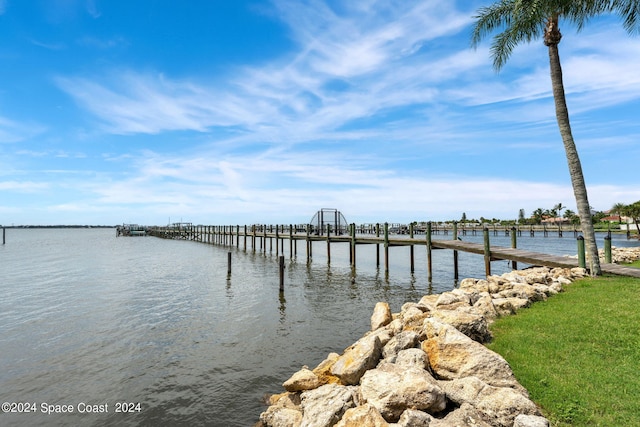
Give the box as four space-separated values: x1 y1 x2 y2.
1 0 639 226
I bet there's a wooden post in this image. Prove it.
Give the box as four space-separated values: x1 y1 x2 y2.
252 225 256 253
270 225 274 254
351 223 357 268
244 225 248 251
409 222 415 273
384 222 389 274
275 225 279 256
306 224 311 262
280 225 284 254
263 224 267 255
227 252 232 276
453 222 458 282
279 255 285 292
326 223 331 264
483 227 491 277
604 235 612 263
375 223 380 267
2 227 4 245
426 221 433 282
511 227 518 270
577 236 586 269
289 224 293 258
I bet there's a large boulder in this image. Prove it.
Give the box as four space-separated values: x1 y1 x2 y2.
472 292 499 321
312 353 341 386
495 283 546 302
381 330 420 362
491 297 530 317
334 404 388 427
428 402 493 427
259 406 302 427
300 384 356 427
259 393 302 427
394 348 429 369
440 376 540 427
371 302 392 331
514 414 550 427
421 318 525 391
359 363 446 422
435 289 471 310
331 335 382 385
283 367 322 392
431 308 492 343
395 409 434 426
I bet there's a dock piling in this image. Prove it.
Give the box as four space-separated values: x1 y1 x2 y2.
384 222 389 274
483 228 491 277
279 256 285 292
452 222 459 282
511 227 518 270
409 222 415 273
577 236 586 269
426 222 433 282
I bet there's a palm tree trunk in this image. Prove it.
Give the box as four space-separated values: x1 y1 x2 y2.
546 19 601 275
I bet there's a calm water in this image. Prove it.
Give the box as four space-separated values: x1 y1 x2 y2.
1 228 637 426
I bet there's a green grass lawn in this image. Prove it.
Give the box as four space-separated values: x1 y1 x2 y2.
487 275 640 426
626 259 640 268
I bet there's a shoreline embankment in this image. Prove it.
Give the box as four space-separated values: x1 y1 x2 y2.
257 246 640 427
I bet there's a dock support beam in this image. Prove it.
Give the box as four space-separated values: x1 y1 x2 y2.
511 227 517 270
483 228 491 277
577 236 586 269
426 222 433 283
409 222 415 273
384 222 389 274
279 256 285 292
452 222 458 282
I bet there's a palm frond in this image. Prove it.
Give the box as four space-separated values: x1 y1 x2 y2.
472 0 548 70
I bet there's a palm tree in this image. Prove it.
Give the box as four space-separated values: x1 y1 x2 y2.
471 1 640 275
554 203 565 222
611 202 628 223
624 201 640 234
563 208 577 224
533 208 545 224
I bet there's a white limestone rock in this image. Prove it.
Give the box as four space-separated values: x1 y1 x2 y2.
360 363 446 422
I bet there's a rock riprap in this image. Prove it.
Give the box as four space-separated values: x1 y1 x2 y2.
258 266 593 427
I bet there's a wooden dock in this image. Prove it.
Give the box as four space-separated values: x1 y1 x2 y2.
146 223 640 280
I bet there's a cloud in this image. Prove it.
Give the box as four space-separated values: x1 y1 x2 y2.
40 1 640 226
0 116 46 143
0 180 50 192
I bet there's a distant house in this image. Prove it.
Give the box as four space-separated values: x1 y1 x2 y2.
541 217 570 225
601 215 634 231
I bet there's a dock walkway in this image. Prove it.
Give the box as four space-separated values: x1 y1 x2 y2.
147 224 640 279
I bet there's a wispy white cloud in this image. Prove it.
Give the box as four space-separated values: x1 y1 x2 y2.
0 116 46 143
38 1 640 225
0 180 50 192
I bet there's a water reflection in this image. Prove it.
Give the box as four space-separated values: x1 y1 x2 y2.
278 291 286 323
